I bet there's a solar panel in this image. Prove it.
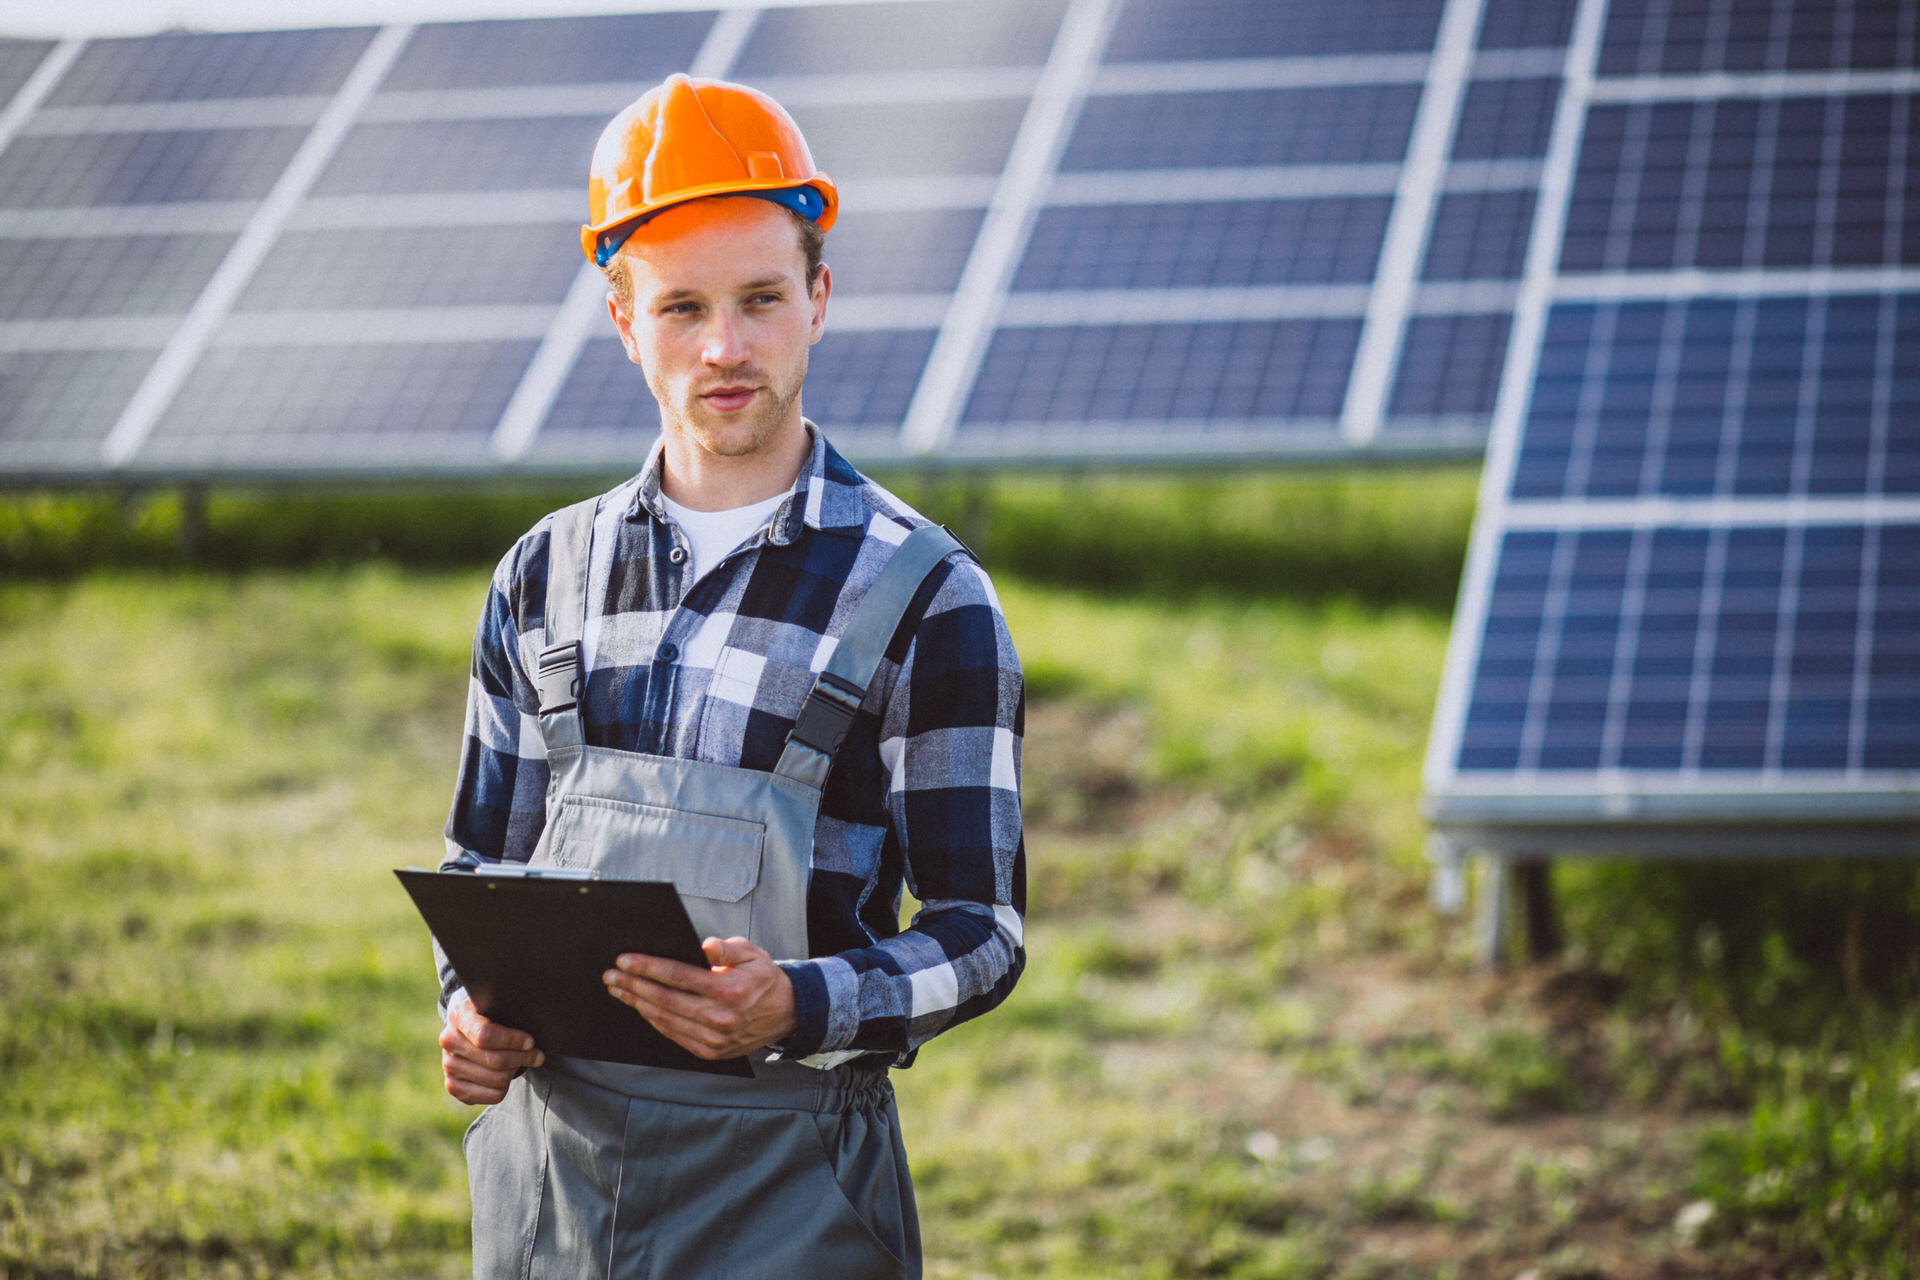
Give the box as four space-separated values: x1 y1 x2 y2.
0 0 1567 477
1423 0 1920 931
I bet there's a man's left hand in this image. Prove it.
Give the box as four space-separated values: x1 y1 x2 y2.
604 936 797 1060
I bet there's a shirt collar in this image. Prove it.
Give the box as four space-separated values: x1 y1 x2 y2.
625 422 866 544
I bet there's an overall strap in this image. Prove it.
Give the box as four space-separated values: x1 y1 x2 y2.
534 495 600 752
774 524 967 790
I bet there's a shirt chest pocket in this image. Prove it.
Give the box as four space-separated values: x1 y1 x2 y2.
696 646 820 764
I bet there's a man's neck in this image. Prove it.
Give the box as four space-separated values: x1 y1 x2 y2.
658 420 811 512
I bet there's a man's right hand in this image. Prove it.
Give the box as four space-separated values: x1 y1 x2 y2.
439 992 543 1105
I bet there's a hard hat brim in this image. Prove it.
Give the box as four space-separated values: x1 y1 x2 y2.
580 175 838 264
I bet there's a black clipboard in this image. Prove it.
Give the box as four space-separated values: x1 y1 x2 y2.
396 868 752 1077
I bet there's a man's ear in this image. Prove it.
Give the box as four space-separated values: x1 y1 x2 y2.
808 262 832 344
607 290 643 365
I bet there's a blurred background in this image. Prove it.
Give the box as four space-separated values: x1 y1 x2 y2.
1 0 1917 1277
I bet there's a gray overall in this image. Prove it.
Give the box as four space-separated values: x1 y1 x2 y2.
464 496 961 1280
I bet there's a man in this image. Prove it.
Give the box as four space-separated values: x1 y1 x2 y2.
432 74 1025 1279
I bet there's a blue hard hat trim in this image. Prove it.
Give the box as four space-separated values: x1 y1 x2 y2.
593 185 826 268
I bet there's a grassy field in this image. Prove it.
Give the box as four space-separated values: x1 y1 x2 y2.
2 475 1916 1278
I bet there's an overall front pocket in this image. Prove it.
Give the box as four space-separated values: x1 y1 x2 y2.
541 794 766 944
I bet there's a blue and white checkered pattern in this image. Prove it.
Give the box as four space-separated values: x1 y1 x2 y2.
443 427 1026 1064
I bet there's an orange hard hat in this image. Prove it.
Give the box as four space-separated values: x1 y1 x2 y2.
581 73 838 266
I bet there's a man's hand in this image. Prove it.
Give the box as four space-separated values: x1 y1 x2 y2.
604 936 797 1060
439 992 543 1105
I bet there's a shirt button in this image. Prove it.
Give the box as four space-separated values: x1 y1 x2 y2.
668 546 687 565
657 642 678 663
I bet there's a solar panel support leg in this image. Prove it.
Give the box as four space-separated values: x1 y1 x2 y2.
1474 854 1509 968
1515 857 1560 962
178 485 207 562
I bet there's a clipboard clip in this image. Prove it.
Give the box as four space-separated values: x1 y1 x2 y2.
472 864 601 880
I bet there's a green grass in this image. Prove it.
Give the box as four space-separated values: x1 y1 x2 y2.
2 474 1916 1278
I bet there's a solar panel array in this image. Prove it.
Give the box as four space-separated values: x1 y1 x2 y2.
0 0 1579 480
1423 0 1920 858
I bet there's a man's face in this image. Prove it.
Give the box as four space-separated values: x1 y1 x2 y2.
607 197 829 463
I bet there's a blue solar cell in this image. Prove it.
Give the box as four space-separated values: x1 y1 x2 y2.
542 337 660 438
1600 0 1916 76
1104 0 1441 61
0 233 233 319
1781 524 1864 769
1696 525 1785 769
314 117 597 196
1452 78 1559 160
962 319 1361 425
1617 527 1709 768
1565 93 1920 275
0 348 161 470
1865 525 1920 766
1389 313 1511 417
1477 0 1576 50
787 98 1026 180
1513 294 1920 502
1459 529 1557 769
0 127 306 208
382 12 712 90
1062 85 1421 171
825 208 984 295
47 28 374 104
143 341 535 465
736 0 1067 74
237 223 578 310
0 39 56 105
801 329 937 428
1014 198 1390 291
1422 189 1535 280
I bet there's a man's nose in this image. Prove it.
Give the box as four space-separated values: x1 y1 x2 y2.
701 310 749 366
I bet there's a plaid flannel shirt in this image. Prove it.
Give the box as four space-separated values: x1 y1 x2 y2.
441 427 1026 1066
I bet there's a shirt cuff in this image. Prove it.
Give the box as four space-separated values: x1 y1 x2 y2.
775 959 831 1058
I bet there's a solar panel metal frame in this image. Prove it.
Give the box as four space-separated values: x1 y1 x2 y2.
1421 0 1920 880
0 0 1565 483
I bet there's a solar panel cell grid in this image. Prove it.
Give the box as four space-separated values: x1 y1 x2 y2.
313 117 596 197
540 337 660 438
1452 76 1561 160
0 40 56 106
237 223 579 310
1565 93 1920 274
144 340 536 464
1103 0 1442 62
0 233 234 320
821 208 984 295
45 28 374 105
1457 521 1920 774
1013 197 1392 291
0 350 162 469
0 127 307 208
379 13 713 91
786 98 1026 180
961 319 1360 426
1511 293 1919 502
1601 0 1919 76
1476 0 1578 50
1422 189 1536 280
799 328 938 428
1061 85 1422 171
735 0 1068 75
1389 312 1512 417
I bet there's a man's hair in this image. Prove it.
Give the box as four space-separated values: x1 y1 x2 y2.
604 201 825 317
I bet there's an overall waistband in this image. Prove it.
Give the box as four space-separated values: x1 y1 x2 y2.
542 1055 893 1113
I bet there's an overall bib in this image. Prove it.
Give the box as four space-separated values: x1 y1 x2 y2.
465 496 961 1280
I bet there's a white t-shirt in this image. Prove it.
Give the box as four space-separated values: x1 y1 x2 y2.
661 490 789 583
